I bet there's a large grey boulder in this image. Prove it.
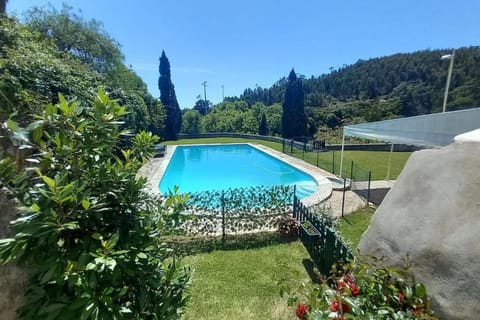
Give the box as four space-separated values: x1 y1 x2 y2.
358 140 480 320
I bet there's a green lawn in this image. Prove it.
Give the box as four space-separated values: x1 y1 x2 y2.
338 206 375 250
182 242 311 320
164 137 411 180
180 208 375 319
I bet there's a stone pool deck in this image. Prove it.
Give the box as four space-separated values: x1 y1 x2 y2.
138 145 178 197
250 144 334 206
137 143 368 214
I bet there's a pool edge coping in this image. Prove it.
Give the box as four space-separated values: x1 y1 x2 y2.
138 143 333 207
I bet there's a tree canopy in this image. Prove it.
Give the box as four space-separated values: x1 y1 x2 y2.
0 14 165 137
258 113 268 136
24 4 124 73
158 51 182 140
1 0 7 14
0 90 189 319
206 47 480 142
282 69 308 138
235 47 480 115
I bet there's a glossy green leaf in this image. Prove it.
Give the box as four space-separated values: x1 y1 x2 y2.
415 283 427 298
81 199 90 210
91 233 103 240
41 175 55 190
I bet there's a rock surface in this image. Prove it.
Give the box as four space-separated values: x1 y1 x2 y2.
0 189 24 320
358 141 480 320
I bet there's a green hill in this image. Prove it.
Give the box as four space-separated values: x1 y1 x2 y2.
204 47 479 140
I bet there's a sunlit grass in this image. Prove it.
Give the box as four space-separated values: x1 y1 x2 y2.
337 206 375 250
181 206 375 319
182 242 310 320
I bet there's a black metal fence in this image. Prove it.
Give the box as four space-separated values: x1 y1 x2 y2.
293 195 352 275
349 160 372 205
281 137 327 161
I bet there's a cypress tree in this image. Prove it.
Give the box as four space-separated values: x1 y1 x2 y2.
282 68 307 138
158 50 182 140
0 0 7 14
258 113 268 135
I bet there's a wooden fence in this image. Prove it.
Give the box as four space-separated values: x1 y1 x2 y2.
293 195 352 275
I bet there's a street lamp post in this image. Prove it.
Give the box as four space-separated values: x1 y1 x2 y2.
441 50 455 113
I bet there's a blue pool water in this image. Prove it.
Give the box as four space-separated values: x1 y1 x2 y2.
159 144 318 197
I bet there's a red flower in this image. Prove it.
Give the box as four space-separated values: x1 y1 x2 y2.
295 303 308 319
330 300 350 314
399 292 406 301
411 309 424 317
343 274 355 286
351 283 360 297
337 280 348 291
337 275 360 297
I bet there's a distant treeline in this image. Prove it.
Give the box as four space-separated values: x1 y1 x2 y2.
234 47 480 115
181 47 478 142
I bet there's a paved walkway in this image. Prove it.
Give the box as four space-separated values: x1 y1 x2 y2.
137 145 177 197
370 180 396 189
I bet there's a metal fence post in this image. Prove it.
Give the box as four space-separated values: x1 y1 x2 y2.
221 190 226 241
316 149 319 167
341 178 346 218
332 150 335 174
366 171 371 206
350 160 354 182
293 185 297 218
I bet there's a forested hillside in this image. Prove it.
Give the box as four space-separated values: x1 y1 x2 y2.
2 4 478 143
239 48 480 111
187 47 480 142
0 6 165 136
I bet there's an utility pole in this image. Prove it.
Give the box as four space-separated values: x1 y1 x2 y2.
221 84 224 100
202 81 207 102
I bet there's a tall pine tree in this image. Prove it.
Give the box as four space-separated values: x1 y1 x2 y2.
282 69 307 138
158 50 182 140
1 0 7 14
258 113 268 135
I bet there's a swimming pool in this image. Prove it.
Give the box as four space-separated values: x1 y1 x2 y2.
159 144 318 198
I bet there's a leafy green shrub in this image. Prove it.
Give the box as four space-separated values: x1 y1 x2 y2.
0 90 189 319
276 215 299 238
279 256 437 319
162 231 293 257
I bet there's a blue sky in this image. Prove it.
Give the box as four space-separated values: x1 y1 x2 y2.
8 1 480 109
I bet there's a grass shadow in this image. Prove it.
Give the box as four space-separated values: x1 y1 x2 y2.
302 258 321 284
162 232 299 257
341 216 353 225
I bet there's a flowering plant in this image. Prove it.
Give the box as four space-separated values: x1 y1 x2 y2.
276 215 299 238
279 255 438 319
